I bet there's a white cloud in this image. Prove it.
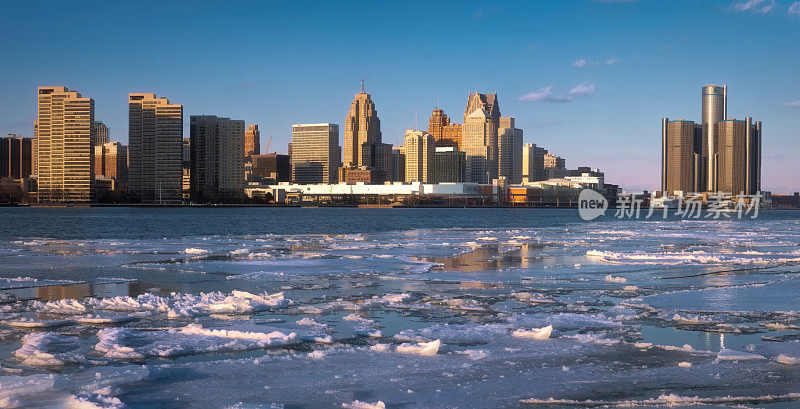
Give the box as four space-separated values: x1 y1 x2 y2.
789 2 800 16
786 101 800 108
519 83 596 102
569 83 596 96
605 58 618 65
518 86 572 102
731 0 776 14
573 58 587 68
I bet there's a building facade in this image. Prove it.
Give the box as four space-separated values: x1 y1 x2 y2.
36 86 95 203
290 123 341 184
462 108 498 183
0 135 33 180
92 121 109 146
251 153 291 183
403 129 435 183
128 93 183 204
93 142 128 186
342 84 391 181
189 115 246 203
432 147 466 183
661 119 701 194
498 117 523 184
244 124 260 158
427 108 463 149
522 143 547 183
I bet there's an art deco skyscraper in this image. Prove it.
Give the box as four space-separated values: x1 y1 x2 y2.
128 93 183 204
342 82 392 181
427 109 462 149
244 124 260 157
36 86 95 203
190 115 246 202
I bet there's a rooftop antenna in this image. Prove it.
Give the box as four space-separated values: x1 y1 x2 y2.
361 77 365 94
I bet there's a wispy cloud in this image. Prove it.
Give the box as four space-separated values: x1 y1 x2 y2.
789 2 800 16
473 5 498 19
569 83 596 96
574 57 618 67
786 100 800 108
731 0 776 14
519 83 596 102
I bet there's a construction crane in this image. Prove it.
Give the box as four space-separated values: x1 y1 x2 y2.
265 136 272 154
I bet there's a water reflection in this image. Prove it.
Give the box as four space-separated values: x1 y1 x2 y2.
420 243 545 272
0 280 131 301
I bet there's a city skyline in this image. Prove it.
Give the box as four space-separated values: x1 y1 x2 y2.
1 1 799 192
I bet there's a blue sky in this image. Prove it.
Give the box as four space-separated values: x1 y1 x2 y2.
1 0 799 192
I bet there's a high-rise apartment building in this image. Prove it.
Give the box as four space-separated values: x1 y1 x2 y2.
92 121 109 146
189 115 246 202
403 129 435 183
93 142 128 186
244 124 260 157
498 117 523 184
661 85 761 196
290 123 341 184
36 86 95 203
342 83 392 181
128 93 183 204
0 135 33 180
432 147 466 183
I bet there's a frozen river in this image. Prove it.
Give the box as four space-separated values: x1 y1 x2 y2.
1 207 800 408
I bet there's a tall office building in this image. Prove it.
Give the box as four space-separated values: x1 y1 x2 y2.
432 147 466 183
181 138 191 202
403 129 435 183
717 118 761 195
290 123 340 184
702 85 726 191
427 109 462 148
391 146 405 182
92 121 109 146
661 119 701 194
342 83 391 181
0 135 33 179
522 143 547 183
251 153 291 183
36 86 95 203
464 91 500 125
498 117 523 184
462 108 498 183
93 142 128 186
244 124 260 157
190 115 246 202
661 85 761 196
128 93 183 204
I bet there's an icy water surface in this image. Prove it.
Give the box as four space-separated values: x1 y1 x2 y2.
1 208 800 408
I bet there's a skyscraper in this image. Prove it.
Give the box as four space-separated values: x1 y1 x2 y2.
0 135 33 180
427 109 462 149
403 129 435 183
128 93 183 204
522 143 547 183
498 117 523 184
462 108 498 183
342 82 392 181
290 123 340 184
93 142 128 186
661 119 701 194
92 121 109 146
36 86 95 203
432 147 466 183
661 85 761 196
244 124 260 157
190 115 246 202
701 85 726 191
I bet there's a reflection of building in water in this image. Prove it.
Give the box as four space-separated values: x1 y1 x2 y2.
422 243 545 273
37 283 91 300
